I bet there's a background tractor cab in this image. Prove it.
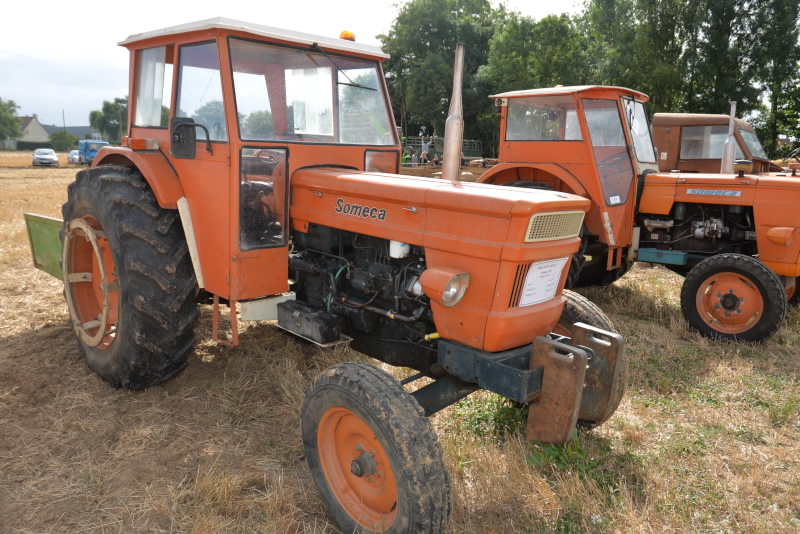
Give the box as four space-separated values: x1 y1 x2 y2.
651 113 784 174
480 85 800 343
482 86 659 286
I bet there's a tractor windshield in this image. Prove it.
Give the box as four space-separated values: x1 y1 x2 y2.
739 128 768 159
623 98 657 164
229 37 395 146
505 96 581 141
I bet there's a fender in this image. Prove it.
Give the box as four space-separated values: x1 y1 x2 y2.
93 147 185 209
477 162 590 198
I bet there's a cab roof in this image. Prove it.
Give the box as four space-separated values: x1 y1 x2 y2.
652 113 754 131
491 85 649 102
118 17 389 60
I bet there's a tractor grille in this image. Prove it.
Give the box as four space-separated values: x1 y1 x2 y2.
525 210 584 242
509 263 532 308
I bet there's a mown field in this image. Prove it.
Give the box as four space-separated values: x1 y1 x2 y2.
0 152 798 533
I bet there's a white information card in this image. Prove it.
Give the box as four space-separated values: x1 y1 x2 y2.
519 257 569 307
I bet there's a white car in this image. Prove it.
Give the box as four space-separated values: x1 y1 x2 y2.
32 148 59 167
67 150 80 164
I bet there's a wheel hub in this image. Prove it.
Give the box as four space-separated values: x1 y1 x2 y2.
317 407 398 529
697 271 763 333
718 291 741 313
350 450 378 478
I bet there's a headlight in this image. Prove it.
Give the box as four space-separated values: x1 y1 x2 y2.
418 268 470 307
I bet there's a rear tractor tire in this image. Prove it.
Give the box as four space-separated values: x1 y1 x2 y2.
680 254 786 342
61 165 199 389
553 290 627 429
573 245 630 288
301 362 451 534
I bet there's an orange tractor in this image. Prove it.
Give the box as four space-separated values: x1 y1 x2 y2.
24 20 626 534
650 111 786 174
478 85 800 342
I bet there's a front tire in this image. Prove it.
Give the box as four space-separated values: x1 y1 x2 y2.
301 363 451 533
61 165 198 389
680 254 786 342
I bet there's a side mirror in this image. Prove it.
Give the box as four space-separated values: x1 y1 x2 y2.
171 117 197 159
492 98 503 115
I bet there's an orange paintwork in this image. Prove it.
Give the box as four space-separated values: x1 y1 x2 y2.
113 21 397 301
480 85 800 281
108 19 594 352
638 171 800 277
480 86 649 252
651 113 782 174
94 146 183 208
291 168 589 351
317 407 398 530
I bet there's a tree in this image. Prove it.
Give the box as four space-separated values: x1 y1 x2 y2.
0 98 22 142
582 0 639 89
684 0 761 115
49 130 77 151
751 0 800 156
379 0 501 147
482 13 590 92
89 97 128 143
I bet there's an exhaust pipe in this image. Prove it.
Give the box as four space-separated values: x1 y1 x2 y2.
442 43 465 184
720 100 737 174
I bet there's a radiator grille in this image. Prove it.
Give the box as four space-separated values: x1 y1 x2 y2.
509 263 531 308
525 210 584 242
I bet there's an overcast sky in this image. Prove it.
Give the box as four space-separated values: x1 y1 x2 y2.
0 0 580 127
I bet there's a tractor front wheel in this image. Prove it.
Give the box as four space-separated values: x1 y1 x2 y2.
61 166 198 389
553 290 627 429
301 362 451 534
680 254 786 342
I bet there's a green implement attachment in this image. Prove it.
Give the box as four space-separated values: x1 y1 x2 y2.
24 213 64 279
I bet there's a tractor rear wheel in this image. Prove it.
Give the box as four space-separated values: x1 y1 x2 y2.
680 254 786 342
573 246 630 287
301 362 451 534
553 290 626 429
61 165 198 389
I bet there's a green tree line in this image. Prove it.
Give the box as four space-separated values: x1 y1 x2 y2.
380 0 800 158
5 0 796 158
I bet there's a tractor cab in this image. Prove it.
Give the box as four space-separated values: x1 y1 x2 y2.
483 86 659 281
99 18 400 304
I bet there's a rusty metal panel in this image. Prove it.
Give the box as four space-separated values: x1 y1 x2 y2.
526 338 587 443
572 323 625 424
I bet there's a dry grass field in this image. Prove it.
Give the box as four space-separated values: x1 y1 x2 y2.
0 151 798 533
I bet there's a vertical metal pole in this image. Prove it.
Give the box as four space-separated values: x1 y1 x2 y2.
442 43 465 184
720 101 737 174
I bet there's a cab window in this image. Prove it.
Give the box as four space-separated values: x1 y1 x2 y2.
176 41 227 142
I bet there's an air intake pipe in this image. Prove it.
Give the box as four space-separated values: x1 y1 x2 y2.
442 43 465 184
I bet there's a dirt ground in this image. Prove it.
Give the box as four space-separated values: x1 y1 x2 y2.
1 152 798 533
0 154 345 532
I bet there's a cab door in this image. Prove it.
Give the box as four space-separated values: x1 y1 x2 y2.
169 39 236 298
582 98 637 249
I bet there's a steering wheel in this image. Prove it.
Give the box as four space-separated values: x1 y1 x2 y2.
783 147 800 164
254 150 278 166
